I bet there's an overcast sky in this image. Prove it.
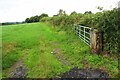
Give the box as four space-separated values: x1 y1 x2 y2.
0 0 119 23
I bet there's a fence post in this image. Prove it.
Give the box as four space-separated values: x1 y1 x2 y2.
90 29 103 54
90 29 94 49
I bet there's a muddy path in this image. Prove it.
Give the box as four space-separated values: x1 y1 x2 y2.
6 49 29 78
52 48 70 66
56 67 109 78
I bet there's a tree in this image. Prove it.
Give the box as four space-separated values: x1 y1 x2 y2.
58 9 63 16
34 15 39 22
63 11 67 16
25 13 48 23
25 18 30 23
39 13 48 21
84 11 92 14
57 9 66 16
70 11 77 15
97 6 103 11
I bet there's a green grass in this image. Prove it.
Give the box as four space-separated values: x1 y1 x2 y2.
2 22 118 78
0 26 2 79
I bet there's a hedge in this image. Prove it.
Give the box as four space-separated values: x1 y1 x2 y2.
41 8 119 54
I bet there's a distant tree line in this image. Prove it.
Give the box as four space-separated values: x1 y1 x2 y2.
1 13 49 25
25 13 48 23
1 22 25 26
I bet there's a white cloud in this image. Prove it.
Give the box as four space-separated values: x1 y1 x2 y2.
0 0 119 22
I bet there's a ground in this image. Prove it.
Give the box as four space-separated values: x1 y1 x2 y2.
2 22 118 78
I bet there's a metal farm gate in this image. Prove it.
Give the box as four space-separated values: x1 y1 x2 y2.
73 24 91 46
73 24 103 54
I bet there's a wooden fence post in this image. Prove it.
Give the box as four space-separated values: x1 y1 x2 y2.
90 29 103 54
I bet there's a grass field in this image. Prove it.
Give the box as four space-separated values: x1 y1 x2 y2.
2 22 118 78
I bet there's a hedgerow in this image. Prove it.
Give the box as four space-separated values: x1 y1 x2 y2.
41 8 119 54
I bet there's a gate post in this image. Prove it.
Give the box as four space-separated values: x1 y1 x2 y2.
90 29 103 54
